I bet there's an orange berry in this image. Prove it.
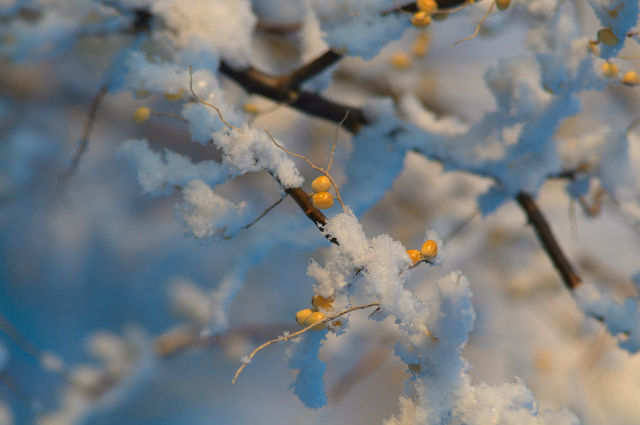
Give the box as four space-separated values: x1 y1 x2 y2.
390 52 411 70
417 0 438 14
311 176 331 193
243 103 259 114
295 309 313 326
133 107 151 123
305 311 327 330
420 240 438 258
496 0 511 10
622 71 640 86
602 61 619 78
412 33 430 57
407 249 422 265
312 191 334 209
411 11 432 28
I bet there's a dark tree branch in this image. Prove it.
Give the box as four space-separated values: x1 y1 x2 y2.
285 187 339 245
516 192 583 290
219 61 366 133
286 50 344 90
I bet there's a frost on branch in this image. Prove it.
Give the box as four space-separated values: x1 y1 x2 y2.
286 331 328 409
574 282 640 353
120 139 231 193
212 125 304 188
309 0 410 59
178 179 250 239
150 0 256 68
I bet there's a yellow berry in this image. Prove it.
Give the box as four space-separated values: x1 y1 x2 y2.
133 107 151 123
411 11 432 28
296 308 313 326
496 0 511 10
597 28 619 46
311 176 331 193
305 311 327 330
601 61 619 78
417 0 438 14
243 103 259 114
622 71 640 86
412 33 430 57
420 240 438 258
390 52 411 70
407 249 422 265
312 295 334 311
164 88 184 101
312 191 334 209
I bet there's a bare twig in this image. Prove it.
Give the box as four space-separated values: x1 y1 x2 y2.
455 0 495 45
232 302 380 384
329 344 391 403
327 111 350 172
59 85 108 184
189 66 235 130
242 194 287 230
266 130 346 210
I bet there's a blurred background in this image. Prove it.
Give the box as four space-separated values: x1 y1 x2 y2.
1 1 640 425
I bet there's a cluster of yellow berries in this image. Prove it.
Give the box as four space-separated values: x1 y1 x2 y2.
406 239 438 265
311 175 334 209
295 295 335 330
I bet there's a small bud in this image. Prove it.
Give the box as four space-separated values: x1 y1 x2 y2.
133 107 151 123
312 191 334 209
311 176 331 193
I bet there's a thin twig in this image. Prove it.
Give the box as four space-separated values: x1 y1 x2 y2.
455 0 495 46
59 85 108 185
189 66 235 130
266 130 346 210
443 209 478 244
327 110 350 172
232 302 380 384
242 194 287 230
